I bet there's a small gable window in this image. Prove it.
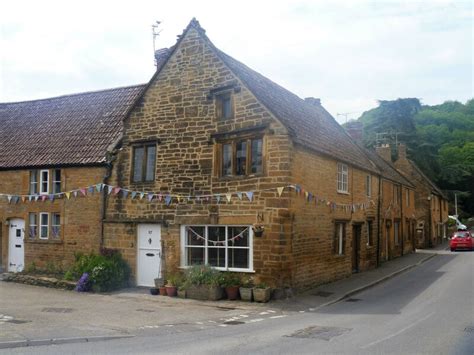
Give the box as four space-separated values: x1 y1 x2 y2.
218 137 263 178
216 92 233 120
337 163 348 193
132 144 156 183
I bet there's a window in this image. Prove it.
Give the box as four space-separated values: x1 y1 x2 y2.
394 221 400 245
30 171 38 194
40 213 49 239
334 222 346 255
132 144 156 183
52 213 61 239
218 138 263 177
393 185 400 205
29 213 38 239
216 92 233 120
53 169 61 193
181 225 253 271
366 175 372 197
337 163 348 193
40 170 49 195
366 220 373 246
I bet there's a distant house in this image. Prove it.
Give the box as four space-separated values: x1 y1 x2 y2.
1 19 427 292
0 86 143 272
393 144 449 247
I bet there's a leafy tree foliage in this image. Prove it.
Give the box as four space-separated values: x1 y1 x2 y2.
355 98 474 218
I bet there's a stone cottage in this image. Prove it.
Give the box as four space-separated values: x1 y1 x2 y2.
0 86 144 272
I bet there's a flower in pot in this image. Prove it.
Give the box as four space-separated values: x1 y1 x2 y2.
165 273 179 297
239 275 254 302
149 288 159 296
159 285 167 296
252 224 265 238
253 283 272 303
220 272 241 300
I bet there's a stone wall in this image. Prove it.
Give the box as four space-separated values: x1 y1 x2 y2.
0 167 105 271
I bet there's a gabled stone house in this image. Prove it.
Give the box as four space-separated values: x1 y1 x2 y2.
100 19 416 289
0 86 144 272
393 144 449 247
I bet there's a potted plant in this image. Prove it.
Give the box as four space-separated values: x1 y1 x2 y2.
184 265 223 301
252 224 265 238
239 275 254 302
164 272 179 297
253 283 272 303
159 284 167 296
220 272 241 300
149 288 159 295
177 280 188 299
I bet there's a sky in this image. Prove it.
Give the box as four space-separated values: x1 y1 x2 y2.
0 0 472 122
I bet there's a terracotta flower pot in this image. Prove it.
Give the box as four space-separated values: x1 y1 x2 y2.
159 286 167 296
166 285 177 297
225 286 240 300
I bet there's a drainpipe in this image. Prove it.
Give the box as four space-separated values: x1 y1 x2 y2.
100 152 116 248
400 186 404 256
376 175 381 267
427 194 432 248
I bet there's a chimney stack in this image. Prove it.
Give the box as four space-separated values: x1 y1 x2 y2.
305 97 321 106
345 121 363 142
397 143 407 161
154 48 170 68
376 144 392 162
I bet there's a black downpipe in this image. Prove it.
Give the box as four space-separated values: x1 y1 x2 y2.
376 175 382 267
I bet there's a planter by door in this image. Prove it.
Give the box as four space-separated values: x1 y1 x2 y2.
137 224 162 287
225 286 240 300
8 219 25 272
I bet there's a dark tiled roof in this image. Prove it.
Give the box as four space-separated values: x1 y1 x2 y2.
0 85 145 169
408 160 446 198
362 148 414 187
212 49 379 174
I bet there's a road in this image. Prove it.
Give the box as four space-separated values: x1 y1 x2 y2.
3 249 473 354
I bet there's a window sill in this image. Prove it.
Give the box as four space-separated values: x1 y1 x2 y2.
337 191 350 195
218 174 264 181
26 239 63 244
179 266 255 273
333 254 346 258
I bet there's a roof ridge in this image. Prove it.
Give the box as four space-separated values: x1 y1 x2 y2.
0 83 146 105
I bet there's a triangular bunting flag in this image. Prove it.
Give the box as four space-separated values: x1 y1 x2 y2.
131 191 137 199
107 185 113 195
226 193 232 202
295 185 301 194
35 195 40 202
21 196 27 203
245 191 254 201
165 195 172 206
13 196 19 204
80 188 87 196
139 192 145 200
88 186 94 194
96 183 103 193
147 193 154 202
49 194 55 202
216 195 221 204
73 191 78 198
122 190 129 199
304 191 309 200
28 195 33 202
65 192 71 199
158 194 163 201
41 195 47 202
7 195 12 203
277 187 284 197
113 187 121 195
236 192 243 200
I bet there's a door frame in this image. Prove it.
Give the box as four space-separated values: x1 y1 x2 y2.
136 223 162 287
352 223 362 273
8 218 25 272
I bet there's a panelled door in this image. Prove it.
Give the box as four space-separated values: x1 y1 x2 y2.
137 224 162 287
8 219 25 272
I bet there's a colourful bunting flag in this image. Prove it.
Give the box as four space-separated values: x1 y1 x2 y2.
147 193 154 202
96 184 103 193
7 195 12 203
122 190 129 199
226 193 232 202
131 191 137 199
107 185 113 195
113 187 121 195
277 187 284 197
165 195 172 206
237 192 243 200
245 191 254 201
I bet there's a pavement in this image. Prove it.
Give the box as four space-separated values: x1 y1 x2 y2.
0 244 445 350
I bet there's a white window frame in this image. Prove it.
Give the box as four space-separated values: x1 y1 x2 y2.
30 170 38 195
39 170 49 195
29 213 38 239
52 213 61 239
335 222 345 255
366 175 372 197
337 163 348 193
180 225 254 272
53 169 61 194
39 212 49 240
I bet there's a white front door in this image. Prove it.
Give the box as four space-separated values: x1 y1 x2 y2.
137 224 162 287
8 219 25 272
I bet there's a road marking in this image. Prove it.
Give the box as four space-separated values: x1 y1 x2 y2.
267 310 276 313
269 315 287 319
247 318 265 323
360 312 435 349
219 324 228 327
259 312 269 315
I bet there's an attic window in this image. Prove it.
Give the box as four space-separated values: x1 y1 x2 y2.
216 92 233 120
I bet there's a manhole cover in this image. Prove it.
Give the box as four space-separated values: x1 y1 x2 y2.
224 321 245 325
286 326 351 340
7 319 31 324
311 291 333 298
41 307 74 313
345 298 361 302
136 309 156 313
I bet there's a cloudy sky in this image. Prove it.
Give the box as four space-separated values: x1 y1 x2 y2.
0 0 472 122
